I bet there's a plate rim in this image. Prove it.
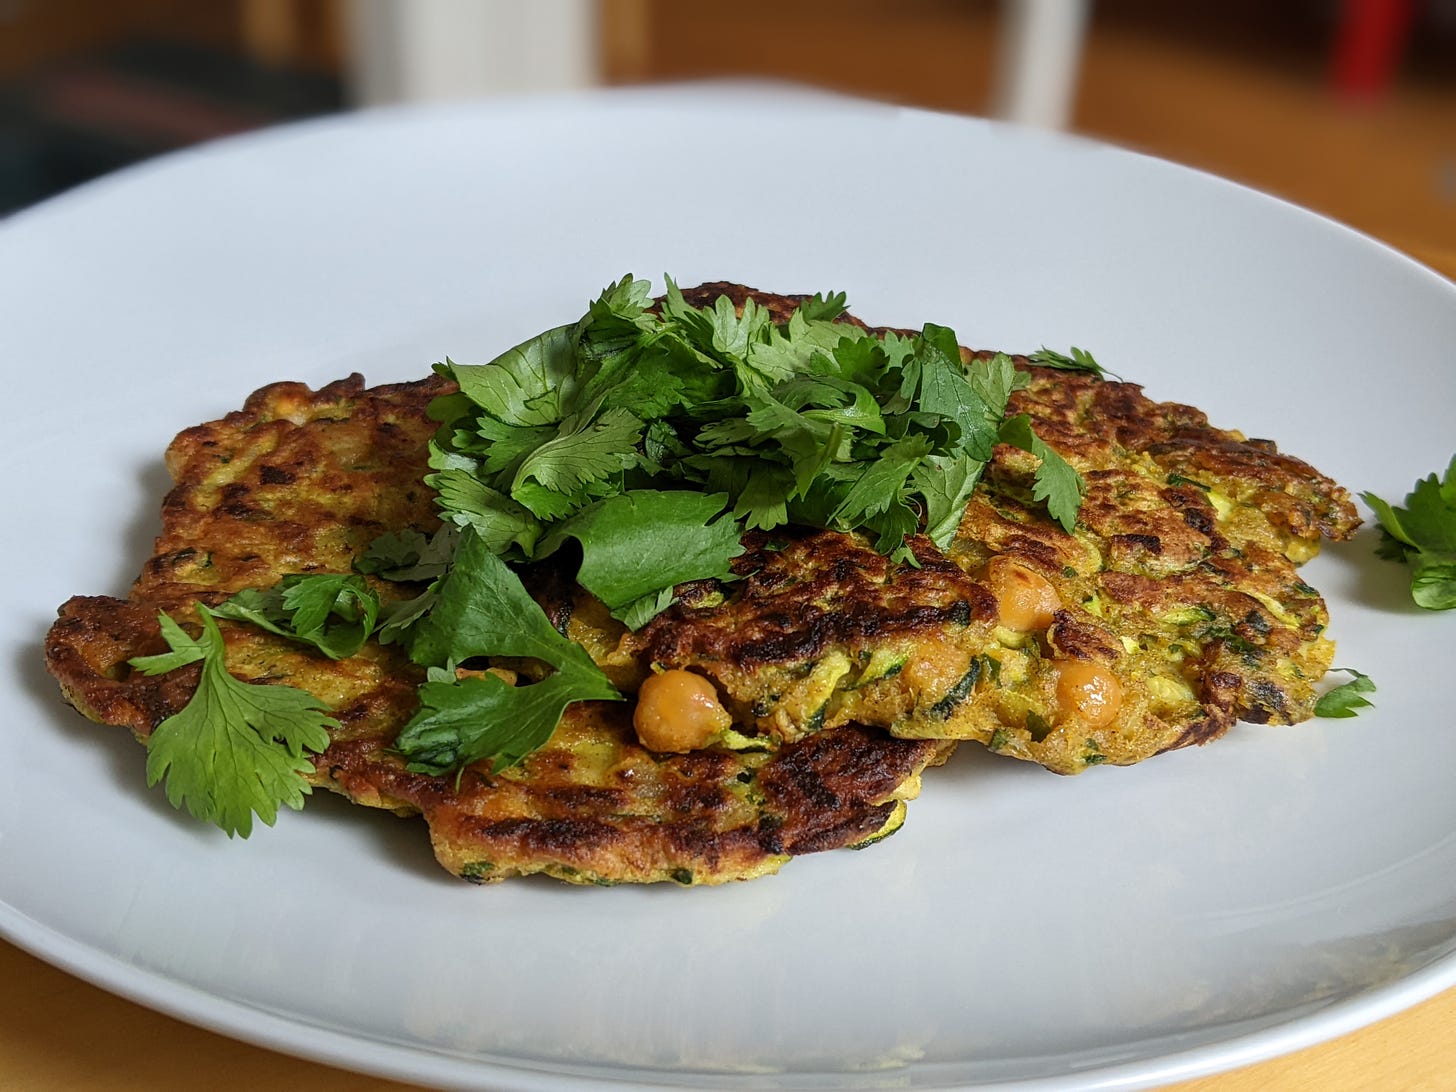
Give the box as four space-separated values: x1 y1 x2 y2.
4 83 1455 1090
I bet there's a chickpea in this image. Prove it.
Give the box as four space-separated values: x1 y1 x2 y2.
984 556 1061 632
633 669 733 753
1052 659 1124 729
901 641 972 704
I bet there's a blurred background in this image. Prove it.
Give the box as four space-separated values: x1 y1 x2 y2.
1 0 1453 264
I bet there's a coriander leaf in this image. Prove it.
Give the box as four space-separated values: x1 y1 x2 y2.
749 310 866 386
1361 491 1418 550
510 480 591 522
1029 346 1113 379
537 490 744 627
428 467 541 555
1384 459 1456 553
659 275 716 344
445 326 577 428
128 610 207 674
1373 528 1410 563
1411 555 1456 611
710 293 772 365
357 527 459 583
419 278 1089 652
830 434 933 529
731 463 794 531
131 606 335 837
207 587 292 637
792 377 886 435
579 342 690 421
575 275 657 362
407 529 613 681
913 451 985 549
377 586 439 646
827 335 891 390
211 574 381 660
914 327 1002 460
1313 667 1376 718
642 418 690 469
1029 444 1086 534
394 668 591 775
509 406 644 507
616 587 677 633
394 529 621 774
860 498 921 561
1362 456 1456 610
965 352 1028 413
879 330 917 385
997 413 1087 533
469 417 557 478
742 392 842 497
693 416 765 451
797 290 848 322
281 575 379 650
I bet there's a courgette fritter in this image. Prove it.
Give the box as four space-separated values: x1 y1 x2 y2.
44 371 947 885
43 282 1358 885
626 286 1359 773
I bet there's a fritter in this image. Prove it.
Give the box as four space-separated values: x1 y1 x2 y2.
622 284 1359 773
44 372 948 885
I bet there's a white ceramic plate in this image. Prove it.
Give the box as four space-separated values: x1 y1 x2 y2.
2 87 1454 1091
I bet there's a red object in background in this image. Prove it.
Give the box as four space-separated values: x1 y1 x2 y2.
1331 0 1416 99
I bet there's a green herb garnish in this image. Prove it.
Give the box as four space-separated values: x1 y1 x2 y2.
392 528 622 775
211 573 382 660
1028 345 1114 379
129 606 336 837
1361 456 1456 610
1313 668 1376 719
428 275 1085 587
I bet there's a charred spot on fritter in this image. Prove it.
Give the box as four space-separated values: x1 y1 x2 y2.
628 528 998 743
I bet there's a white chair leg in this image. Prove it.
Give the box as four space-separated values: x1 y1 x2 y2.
993 0 1092 129
343 0 599 106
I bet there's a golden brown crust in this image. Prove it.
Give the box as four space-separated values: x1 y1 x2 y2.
144 372 451 610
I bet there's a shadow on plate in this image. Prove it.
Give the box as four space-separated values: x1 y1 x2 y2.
1323 526 1425 615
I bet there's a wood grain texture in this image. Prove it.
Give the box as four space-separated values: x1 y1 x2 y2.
0 940 423 1091
4 934 1456 1090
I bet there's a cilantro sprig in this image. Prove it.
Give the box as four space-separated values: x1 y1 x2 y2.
1313 668 1376 719
429 276 1085 592
211 573 381 659
1362 456 1456 610
129 606 336 837
1028 345 1115 379
392 528 622 774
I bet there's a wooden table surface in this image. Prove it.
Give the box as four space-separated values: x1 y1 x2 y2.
6 250 1452 1092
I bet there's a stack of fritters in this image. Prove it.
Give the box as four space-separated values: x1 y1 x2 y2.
44 285 1358 884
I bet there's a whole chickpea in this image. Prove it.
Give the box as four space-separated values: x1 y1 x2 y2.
633 669 733 753
984 556 1061 632
1052 659 1124 729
